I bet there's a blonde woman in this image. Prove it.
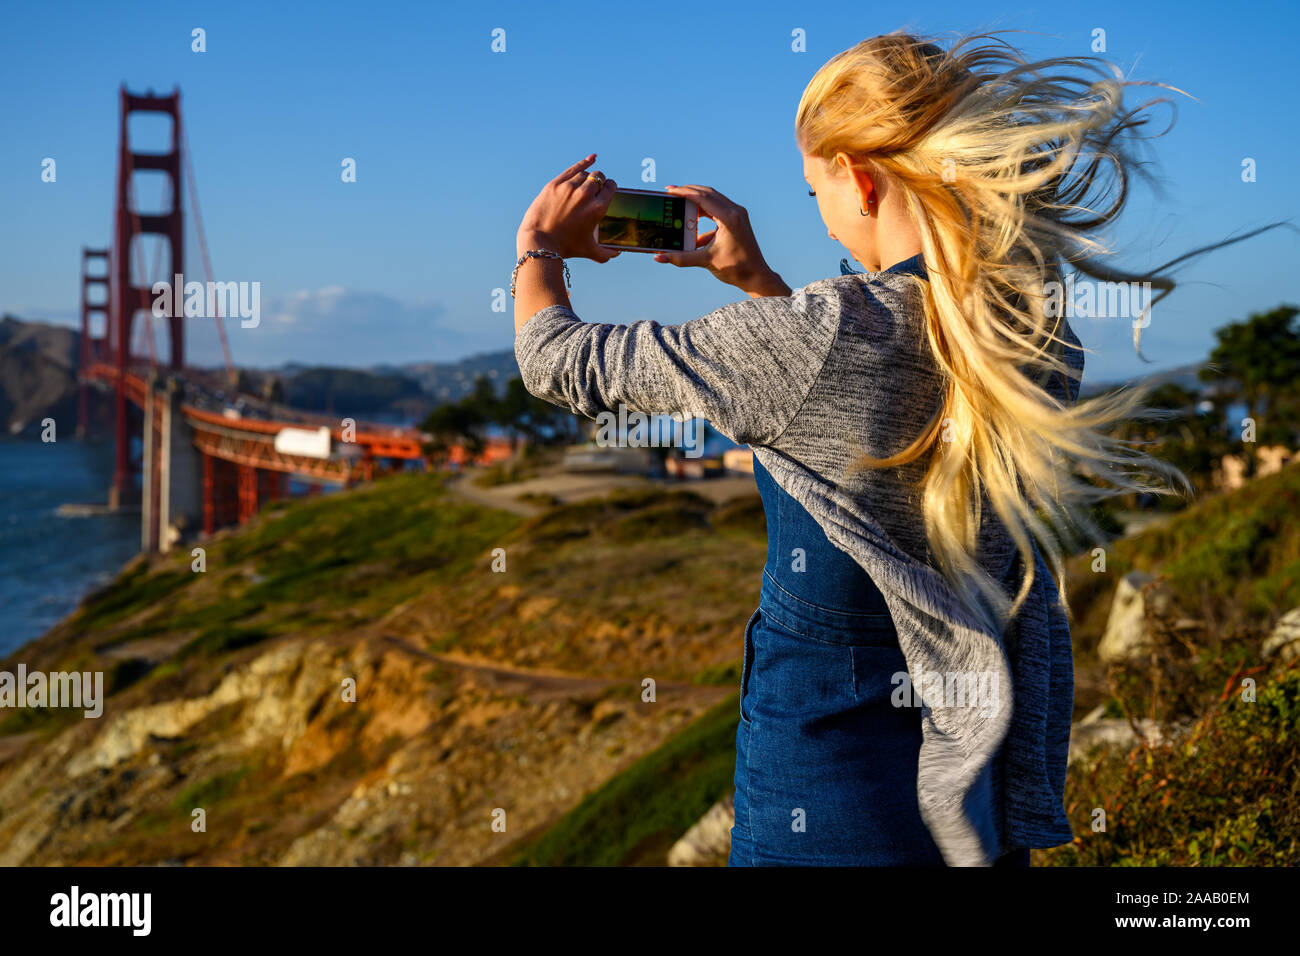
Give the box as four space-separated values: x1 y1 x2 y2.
511 33 1189 866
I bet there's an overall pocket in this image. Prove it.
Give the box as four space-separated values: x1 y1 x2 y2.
739 607 760 724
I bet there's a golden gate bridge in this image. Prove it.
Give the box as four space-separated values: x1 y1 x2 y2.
76 87 506 553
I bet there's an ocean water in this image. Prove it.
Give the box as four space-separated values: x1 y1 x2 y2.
0 439 139 658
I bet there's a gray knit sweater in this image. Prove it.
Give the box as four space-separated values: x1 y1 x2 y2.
514 254 1081 866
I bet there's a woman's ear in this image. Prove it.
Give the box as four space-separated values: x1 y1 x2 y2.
834 151 876 208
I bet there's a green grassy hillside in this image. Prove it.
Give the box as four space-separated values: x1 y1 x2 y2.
0 472 769 865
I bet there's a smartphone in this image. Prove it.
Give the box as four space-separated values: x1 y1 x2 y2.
595 187 697 253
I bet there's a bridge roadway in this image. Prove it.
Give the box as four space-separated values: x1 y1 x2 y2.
83 362 429 549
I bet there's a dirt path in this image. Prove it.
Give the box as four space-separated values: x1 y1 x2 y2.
443 471 542 517
378 634 729 704
97 633 192 663
444 465 758 517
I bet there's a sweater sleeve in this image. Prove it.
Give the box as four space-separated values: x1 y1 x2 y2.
513 287 841 447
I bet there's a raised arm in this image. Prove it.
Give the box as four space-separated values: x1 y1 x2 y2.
514 291 840 448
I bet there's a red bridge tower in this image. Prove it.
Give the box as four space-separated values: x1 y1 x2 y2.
109 87 185 509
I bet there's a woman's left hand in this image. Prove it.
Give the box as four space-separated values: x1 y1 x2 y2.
517 154 621 263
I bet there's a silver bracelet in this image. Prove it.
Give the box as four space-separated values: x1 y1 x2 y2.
511 248 571 299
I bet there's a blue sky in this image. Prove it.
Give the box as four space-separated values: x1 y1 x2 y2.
1 0 1297 383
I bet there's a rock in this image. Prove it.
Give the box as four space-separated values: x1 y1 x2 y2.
667 793 734 866
1097 572 1174 664
63 640 334 777
1068 717 1165 764
1262 607 1300 664
1077 704 1107 725
590 700 625 729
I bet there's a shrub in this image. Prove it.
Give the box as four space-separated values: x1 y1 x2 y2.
1042 669 1300 866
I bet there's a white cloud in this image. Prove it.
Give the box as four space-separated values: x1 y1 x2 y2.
213 287 471 368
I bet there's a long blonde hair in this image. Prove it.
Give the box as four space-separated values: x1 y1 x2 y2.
795 32 1194 632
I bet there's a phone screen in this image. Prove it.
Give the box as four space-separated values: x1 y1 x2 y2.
598 192 688 249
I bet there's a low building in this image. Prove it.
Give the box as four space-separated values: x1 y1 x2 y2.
665 453 724 480
1214 445 1296 490
562 443 657 474
722 447 754 475
444 437 515 468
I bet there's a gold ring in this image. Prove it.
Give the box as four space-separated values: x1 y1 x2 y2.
585 171 605 184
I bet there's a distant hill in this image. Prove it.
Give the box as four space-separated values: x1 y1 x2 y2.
0 314 83 436
388 351 519 403
256 351 520 422
1079 362 1211 399
277 367 427 418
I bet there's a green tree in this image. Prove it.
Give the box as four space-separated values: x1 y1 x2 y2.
422 374 585 466
1142 382 1230 497
421 399 488 465
467 374 501 420
1200 304 1300 475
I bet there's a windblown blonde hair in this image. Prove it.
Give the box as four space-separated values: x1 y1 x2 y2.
795 32 1196 632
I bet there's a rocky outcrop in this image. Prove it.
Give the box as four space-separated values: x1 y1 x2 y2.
667 793 734 867
1097 572 1174 664
62 640 337 778
1263 607 1300 665
0 629 720 866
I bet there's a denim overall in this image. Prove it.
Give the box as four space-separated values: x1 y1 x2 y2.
729 455 951 866
728 270 1032 867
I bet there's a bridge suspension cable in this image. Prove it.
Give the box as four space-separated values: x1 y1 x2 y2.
181 125 236 384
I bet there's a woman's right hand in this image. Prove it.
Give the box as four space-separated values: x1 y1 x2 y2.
656 185 792 298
